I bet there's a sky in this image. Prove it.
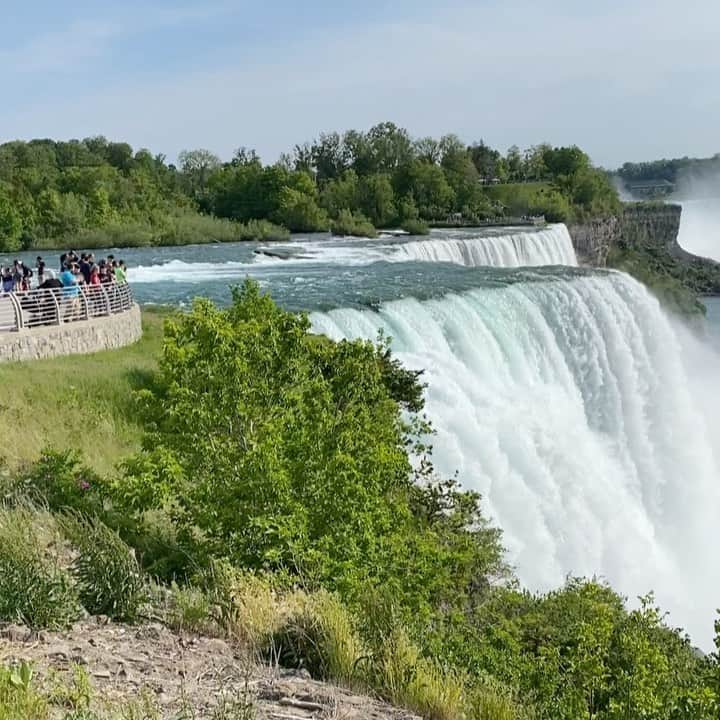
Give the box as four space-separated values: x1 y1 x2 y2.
0 0 718 169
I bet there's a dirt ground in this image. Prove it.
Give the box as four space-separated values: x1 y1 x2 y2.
0 619 420 720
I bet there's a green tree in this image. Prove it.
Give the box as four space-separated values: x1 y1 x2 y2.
118 283 507 615
273 186 328 232
395 161 455 219
0 186 22 252
178 148 221 198
358 174 396 227
320 170 360 218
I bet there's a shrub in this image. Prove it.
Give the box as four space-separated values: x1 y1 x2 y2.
372 626 466 720
164 583 218 636
275 591 364 686
330 209 378 237
60 512 146 621
0 506 80 629
18 449 103 515
208 562 292 652
401 218 430 235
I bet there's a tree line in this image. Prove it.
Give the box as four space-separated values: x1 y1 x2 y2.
616 153 720 185
0 125 621 251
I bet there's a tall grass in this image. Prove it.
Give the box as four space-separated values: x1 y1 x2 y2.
0 506 79 628
60 512 147 621
199 569 509 720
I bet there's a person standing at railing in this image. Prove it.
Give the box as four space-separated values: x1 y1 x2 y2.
2 267 13 293
36 257 45 286
113 260 127 285
12 261 23 291
59 262 80 321
20 262 33 291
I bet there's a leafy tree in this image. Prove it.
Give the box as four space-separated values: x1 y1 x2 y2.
358 174 396 227
273 187 328 232
0 185 22 251
469 140 502 181
320 170 360 218
118 282 507 616
395 161 455 219
311 132 348 183
505 145 524 182
178 148 221 198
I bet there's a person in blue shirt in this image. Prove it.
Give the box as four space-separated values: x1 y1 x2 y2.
59 262 80 321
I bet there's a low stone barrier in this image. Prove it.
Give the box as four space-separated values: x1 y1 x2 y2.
0 304 142 363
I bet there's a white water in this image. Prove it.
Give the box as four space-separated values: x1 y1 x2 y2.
394 225 577 267
677 199 720 261
311 272 720 647
128 224 576 284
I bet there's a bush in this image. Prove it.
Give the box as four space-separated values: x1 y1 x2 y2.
330 209 378 238
208 562 294 652
119 282 507 617
275 591 364 685
0 506 80 628
17 449 103 515
163 583 218 636
401 218 430 235
60 512 146 621
273 188 329 232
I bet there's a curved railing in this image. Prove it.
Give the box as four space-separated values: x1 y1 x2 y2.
0 284 134 332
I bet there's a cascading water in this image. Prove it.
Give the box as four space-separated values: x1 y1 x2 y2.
394 225 577 267
125 224 577 288
677 198 720 261
311 271 720 647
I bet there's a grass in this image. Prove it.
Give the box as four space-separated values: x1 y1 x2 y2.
60 512 147 621
0 505 80 628
0 309 165 473
0 660 167 719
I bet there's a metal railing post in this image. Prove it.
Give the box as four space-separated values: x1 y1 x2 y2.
100 286 111 316
80 287 90 321
52 290 61 325
7 292 23 330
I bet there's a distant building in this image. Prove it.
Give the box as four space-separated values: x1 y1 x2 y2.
627 179 675 198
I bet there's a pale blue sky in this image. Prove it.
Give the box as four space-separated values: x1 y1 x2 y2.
1 0 718 168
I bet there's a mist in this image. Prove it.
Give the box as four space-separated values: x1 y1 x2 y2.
673 170 720 261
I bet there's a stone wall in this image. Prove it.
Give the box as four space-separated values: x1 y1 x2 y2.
0 304 142 363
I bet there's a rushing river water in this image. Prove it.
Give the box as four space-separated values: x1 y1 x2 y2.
4 222 720 648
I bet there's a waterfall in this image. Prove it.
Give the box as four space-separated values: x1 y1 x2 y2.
677 199 720 261
393 224 577 267
310 270 720 647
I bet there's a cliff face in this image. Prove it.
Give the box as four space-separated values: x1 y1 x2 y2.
568 217 619 266
568 203 720 314
568 204 684 267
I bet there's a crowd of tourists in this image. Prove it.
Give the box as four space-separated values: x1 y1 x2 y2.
1 252 129 294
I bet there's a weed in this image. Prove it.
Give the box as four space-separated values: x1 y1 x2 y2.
60 512 147 621
0 505 80 628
